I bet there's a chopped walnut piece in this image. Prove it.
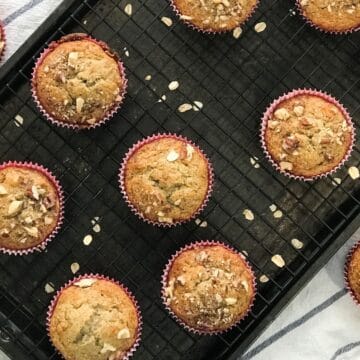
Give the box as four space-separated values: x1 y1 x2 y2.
279 161 293 171
274 108 290 120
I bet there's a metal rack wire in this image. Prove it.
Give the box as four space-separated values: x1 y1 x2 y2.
0 0 360 359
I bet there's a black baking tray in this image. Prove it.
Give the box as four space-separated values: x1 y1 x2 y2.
0 0 360 359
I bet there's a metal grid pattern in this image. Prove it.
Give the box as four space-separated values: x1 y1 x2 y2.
0 0 360 358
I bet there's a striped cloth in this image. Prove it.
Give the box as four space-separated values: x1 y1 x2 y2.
1 2 360 360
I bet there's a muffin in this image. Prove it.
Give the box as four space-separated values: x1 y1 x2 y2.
0 162 63 255
32 33 127 129
345 241 360 305
297 0 360 33
120 134 213 226
261 89 354 180
162 242 256 334
171 0 259 32
48 275 142 360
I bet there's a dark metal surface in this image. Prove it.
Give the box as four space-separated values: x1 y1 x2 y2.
0 0 360 359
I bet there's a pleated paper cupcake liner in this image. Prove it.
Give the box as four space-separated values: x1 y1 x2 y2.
345 241 360 307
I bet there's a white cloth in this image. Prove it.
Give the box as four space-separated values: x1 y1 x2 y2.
1 2 359 360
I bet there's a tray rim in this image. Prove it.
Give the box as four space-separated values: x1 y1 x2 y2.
0 0 359 359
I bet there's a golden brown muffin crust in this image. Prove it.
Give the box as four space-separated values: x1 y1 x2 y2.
164 244 255 332
299 0 360 32
35 34 124 127
173 0 258 31
348 246 360 303
49 278 139 360
0 166 60 250
124 137 210 224
264 94 352 178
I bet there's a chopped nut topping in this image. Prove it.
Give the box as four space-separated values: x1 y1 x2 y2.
193 101 203 111
269 204 277 212
144 74 152 81
117 328 131 339
44 216 53 225
178 103 193 113
71 262 80 274
168 81 179 91
268 120 279 129
68 52 78 67
243 209 254 221
100 343 116 354
273 210 283 219
74 278 97 288
293 105 304 116
124 3 132 16
76 97 85 113
233 27 242 39
259 275 269 283
291 238 304 249
254 22 267 33
196 251 208 262
83 234 93 246
280 161 293 171
177 275 186 285
8 200 23 216
166 150 179 162
282 135 299 153
24 226 38 238
31 185 40 200
271 254 285 268
174 199 181 206
186 144 195 160
45 283 55 293
0 185 8 195
225 297 237 305
274 108 290 120
161 16 173 27
348 166 359 180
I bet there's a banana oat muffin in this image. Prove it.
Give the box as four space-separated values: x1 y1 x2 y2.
162 242 256 333
0 163 62 253
298 0 360 33
262 90 354 179
172 0 258 32
32 33 126 129
346 242 360 304
120 134 212 226
48 276 141 360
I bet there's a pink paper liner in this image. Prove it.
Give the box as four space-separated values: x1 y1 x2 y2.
345 240 360 306
161 240 257 335
260 88 355 181
0 23 6 61
0 161 64 256
170 0 260 34
47 273 142 360
296 0 360 34
31 33 128 130
119 133 214 227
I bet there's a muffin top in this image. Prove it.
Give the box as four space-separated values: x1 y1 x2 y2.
34 33 124 128
163 244 255 332
299 0 360 32
49 277 139 360
123 136 211 224
0 165 60 251
347 245 360 303
264 93 353 178
173 0 258 31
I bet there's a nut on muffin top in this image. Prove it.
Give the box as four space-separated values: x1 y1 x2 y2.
0 166 60 251
264 94 353 178
123 137 210 224
49 278 139 360
163 244 255 332
34 33 124 127
299 0 360 32
347 245 360 303
173 0 258 31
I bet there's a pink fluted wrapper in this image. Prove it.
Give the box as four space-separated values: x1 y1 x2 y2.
0 161 64 256
345 241 360 306
169 0 260 34
31 33 127 130
47 273 142 360
296 0 360 34
0 23 6 61
260 88 355 181
119 133 214 227
161 240 257 335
